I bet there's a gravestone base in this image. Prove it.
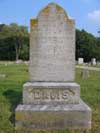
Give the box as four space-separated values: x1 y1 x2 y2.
23 82 80 105
15 82 91 129
15 100 91 129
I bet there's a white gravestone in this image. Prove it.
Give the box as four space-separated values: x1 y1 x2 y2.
15 3 91 130
91 58 96 65
78 58 84 65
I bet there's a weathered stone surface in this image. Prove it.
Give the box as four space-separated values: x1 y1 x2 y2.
23 82 80 105
15 2 91 130
30 3 75 82
15 100 91 129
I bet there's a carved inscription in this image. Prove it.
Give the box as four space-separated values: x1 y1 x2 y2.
29 88 75 101
30 3 75 82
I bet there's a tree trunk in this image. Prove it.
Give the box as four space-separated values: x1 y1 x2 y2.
15 46 19 61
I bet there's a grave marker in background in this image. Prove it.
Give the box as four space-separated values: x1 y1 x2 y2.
91 58 96 65
78 58 84 65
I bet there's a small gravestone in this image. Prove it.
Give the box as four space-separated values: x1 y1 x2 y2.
0 74 6 78
78 58 84 65
97 61 100 66
91 58 96 65
15 3 91 130
81 69 89 79
5 63 8 66
24 61 29 65
16 60 23 64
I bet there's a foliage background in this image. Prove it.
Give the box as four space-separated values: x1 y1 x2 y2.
0 23 100 62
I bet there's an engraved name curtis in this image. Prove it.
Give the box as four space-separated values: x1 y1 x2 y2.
28 88 75 100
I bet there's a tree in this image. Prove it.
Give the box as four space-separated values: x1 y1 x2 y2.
76 29 98 62
9 23 29 61
0 23 100 62
19 36 29 60
0 23 29 61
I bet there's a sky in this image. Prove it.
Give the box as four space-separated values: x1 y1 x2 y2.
0 0 100 36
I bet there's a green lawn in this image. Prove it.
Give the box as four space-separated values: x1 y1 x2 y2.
77 64 100 68
0 62 100 133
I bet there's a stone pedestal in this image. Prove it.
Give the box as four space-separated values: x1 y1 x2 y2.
15 82 91 129
16 101 91 129
23 82 80 105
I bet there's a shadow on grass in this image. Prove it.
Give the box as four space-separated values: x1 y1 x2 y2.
3 89 22 126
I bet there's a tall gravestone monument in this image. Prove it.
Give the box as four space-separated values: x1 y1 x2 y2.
15 3 91 129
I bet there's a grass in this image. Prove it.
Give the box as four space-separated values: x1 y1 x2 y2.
76 64 100 68
0 62 100 133
0 63 28 133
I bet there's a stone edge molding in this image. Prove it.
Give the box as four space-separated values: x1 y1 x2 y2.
15 99 91 129
23 82 80 105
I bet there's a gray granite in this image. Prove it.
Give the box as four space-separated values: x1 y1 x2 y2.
29 3 75 82
15 100 91 129
23 82 80 105
15 2 91 130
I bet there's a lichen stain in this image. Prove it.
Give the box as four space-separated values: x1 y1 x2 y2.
30 19 38 27
42 6 49 15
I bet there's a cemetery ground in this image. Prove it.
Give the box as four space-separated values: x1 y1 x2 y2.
0 62 100 133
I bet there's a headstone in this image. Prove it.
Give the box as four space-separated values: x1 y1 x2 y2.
24 61 29 65
91 58 96 65
0 73 6 78
29 3 75 82
97 61 100 66
5 63 8 66
16 60 23 64
81 69 89 79
78 58 84 65
15 3 91 130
